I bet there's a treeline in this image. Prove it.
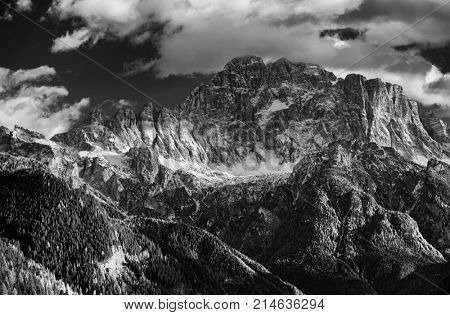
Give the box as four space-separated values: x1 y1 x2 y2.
0 169 114 294
112 219 294 295
0 238 72 295
0 164 296 295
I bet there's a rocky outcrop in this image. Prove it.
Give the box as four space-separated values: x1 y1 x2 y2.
50 108 140 152
412 160 450 258
178 56 445 168
0 126 10 152
279 141 444 293
418 105 450 145
340 77 442 161
7 126 55 163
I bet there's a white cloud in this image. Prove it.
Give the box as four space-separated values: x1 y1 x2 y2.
425 65 445 84
49 0 364 74
0 66 56 91
11 66 57 84
50 0 160 37
51 28 92 53
251 0 362 19
16 0 32 11
47 0 450 75
0 66 90 138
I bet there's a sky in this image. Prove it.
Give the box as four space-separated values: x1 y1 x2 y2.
0 0 449 137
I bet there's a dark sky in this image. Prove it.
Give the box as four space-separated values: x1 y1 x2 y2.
0 0 211 109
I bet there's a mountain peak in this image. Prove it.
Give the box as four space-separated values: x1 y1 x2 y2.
224 55 265 70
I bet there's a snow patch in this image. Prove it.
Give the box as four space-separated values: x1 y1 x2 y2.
79 147 121 159
34 138 61 149
158 156 231 181
440 157 450 166
212 150 296 177
268 100 289 112
107 136 130 153
258 100 289 127
413 155 429 167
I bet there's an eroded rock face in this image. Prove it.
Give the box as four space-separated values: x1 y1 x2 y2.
0 126 11 151
178 56 445 168
280 141 444 293
8 126 55 163
418 105 450 148
412 160 450 259
341 77 442 161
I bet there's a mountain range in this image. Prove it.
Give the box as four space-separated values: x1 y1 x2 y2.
1 56 449 295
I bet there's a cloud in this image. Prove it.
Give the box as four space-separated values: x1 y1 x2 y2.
16 0 32 12
142 0 368 76
425 65 450 93
318 27 367 50
419 43 450 74
393 42 450 74
336 0 450 44
51 28 93 53
0 66 90 137
123 59 157 77
50 0 167 39
48 0 364 74
0 66 56 91
269 13 319 27
46 1 450 70
320 27 367 41
0 11 13 22
336 0 448 23
10 66 56 85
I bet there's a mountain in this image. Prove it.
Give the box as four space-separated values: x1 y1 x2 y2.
0 154 299 295
0 56 449 294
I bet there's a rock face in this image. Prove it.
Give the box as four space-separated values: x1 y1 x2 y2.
0 126 55 163
1 55 449 295
412 160 450 258
0 126 10 151
418 105 450 150
280 141 445 293
178 56 444 167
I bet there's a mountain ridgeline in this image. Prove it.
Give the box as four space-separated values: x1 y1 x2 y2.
0 56 449 294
